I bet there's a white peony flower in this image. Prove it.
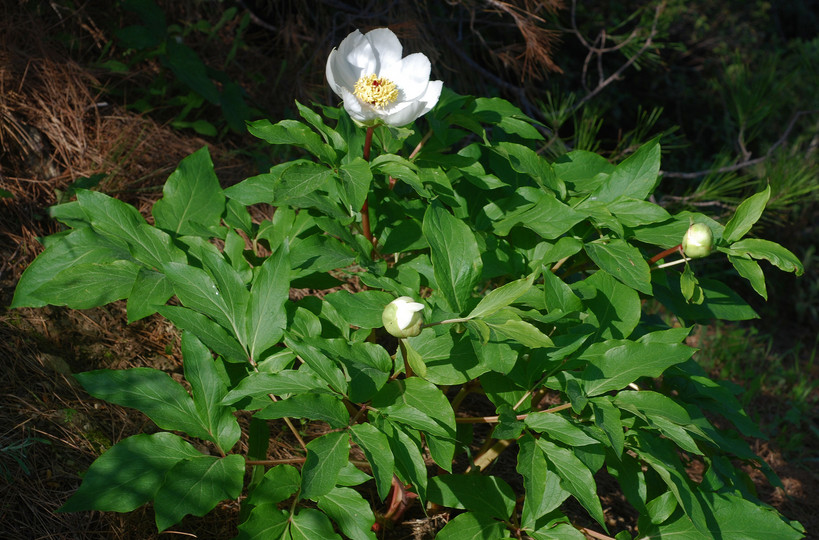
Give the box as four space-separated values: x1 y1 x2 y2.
326 28 443 127
382 296 425 338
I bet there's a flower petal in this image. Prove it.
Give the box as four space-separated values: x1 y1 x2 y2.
364 28 403 70
382 52 431 101
338 87 377 125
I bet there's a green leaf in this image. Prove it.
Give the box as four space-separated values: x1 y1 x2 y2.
154 454 244 531
30 260 140 309
290 508 343 540
554 150 614 193
408 329 489 385
58 433 201 513
468 272 536 320
11 228 131 308
487 319 554 348
162 261 240 337
199 248 251 346
296 100 346 151
181 333 240 451
590 398 624 457
581 340 695 396
487 187 583 239
222 370 325 407
585 240 652 295
350 423 395 501
164 40 220 104
646 490 678 525
423 202 482 313
428 474 516 520
632 431 709 533
607 197 671 227
525 413 599 446
75 368 209 440
592 138 661 203
378 419 428 502
370 154 427 196
680 263 704 304
723 185 770 243
317 487 377 540
653 272 759 323
324 290 395 329
339 157 373 211
729 255 767 299
247 464 301 506
492 141 565 197
516 435 570 528
574 270 641 339
126 268 175 322
256 393 349 429
300 431 350 500
436 511 509 540
158 305 248 362
536 438 607 529
236 504 290 540
284 338 348 394
152 147 225 235
246 245 290 361
542 268 583 313
403 339 428 378
274 161 335 203
726 238 804 276
248 118 337 166
371 378 457 441
74 189 143 249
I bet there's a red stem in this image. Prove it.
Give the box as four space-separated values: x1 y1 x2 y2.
648 243 683 265
361 126 376 252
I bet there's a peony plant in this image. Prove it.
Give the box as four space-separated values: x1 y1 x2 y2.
12 27 806 540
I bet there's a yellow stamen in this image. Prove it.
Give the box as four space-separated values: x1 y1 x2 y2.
353 74 399 108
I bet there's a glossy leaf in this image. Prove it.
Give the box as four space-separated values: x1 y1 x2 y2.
59 433 201 513
350 423 395 501
246 244 290 361
585 240 652 295
580 340 695 396
428 473 516 520
723 185 770 243
423 201 482 313
317 487 377 540
256 392 349 428
181 333 241 451
537 438 607 528
152 147 225 235
300 431 350 501
436 511 509 540
11 227 131 308
467 272 536 320
75 368 210 441
154 454 244 531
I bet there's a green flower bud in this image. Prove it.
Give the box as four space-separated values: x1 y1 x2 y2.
382 297 424 338
682 223 714 259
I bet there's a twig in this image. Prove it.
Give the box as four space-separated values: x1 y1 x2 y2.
570 0 666 114
661 109 819 179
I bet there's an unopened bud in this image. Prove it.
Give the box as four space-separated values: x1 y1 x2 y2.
682 223 713 259
382 297 424 338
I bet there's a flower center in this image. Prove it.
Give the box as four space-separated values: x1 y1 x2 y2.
353 74 399 108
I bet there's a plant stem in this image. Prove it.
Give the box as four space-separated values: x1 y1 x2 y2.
361 126 375 251
455 402 573 424
649 243 683 265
